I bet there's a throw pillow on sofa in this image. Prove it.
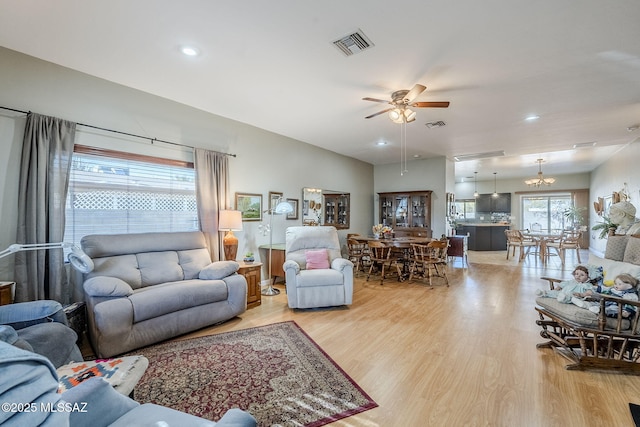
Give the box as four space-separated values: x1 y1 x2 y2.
199 261 240 280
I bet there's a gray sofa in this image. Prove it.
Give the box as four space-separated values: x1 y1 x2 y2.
81 231 247 358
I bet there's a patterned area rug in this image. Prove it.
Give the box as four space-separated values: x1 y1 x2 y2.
129 321 377 426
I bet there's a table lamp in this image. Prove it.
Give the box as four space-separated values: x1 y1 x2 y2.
219 210 243 261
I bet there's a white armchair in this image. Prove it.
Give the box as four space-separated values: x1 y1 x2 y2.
283 226 354 309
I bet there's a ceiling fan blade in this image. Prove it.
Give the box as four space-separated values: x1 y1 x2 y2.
403 84 427 102
365 108 393 119
362 97 390 104
411 101 450 108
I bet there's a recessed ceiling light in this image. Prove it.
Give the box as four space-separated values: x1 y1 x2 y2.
413 154 421 158
180 46 200 56
376 141 387 146
525 115 540 121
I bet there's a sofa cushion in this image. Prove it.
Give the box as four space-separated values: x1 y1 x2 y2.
296 269 344 287
129 280 229 323
199 261 240 280
535 297 630 330
605 235 629 261
84 277 134 298
305 249 330 269
589 254 640 286
137 251 184 287
623 236 640 265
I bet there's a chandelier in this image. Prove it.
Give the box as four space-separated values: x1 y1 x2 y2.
524 158 556 187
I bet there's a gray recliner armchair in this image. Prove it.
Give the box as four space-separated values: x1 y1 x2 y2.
0 341 257 426
283 226 353 309
0 300 82 368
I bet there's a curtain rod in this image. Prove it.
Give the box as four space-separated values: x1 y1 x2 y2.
0 105 236 157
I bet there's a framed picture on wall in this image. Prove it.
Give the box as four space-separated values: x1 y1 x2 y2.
235 193 262 221
269 191 283 213
286 198 299 220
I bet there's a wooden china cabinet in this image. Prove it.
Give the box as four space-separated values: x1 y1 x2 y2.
378 191 432 237
323 193 350 229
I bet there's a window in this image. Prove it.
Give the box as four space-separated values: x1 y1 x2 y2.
521 194 572 232
455 199 476 220
64 146 198 246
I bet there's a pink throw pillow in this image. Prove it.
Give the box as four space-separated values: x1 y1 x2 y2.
305 249 330 269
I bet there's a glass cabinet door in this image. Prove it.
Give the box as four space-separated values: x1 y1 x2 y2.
411 194 427 228
394 195 409 227
380 195 394 226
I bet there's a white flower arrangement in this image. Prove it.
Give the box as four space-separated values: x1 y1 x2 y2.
372 224 393 235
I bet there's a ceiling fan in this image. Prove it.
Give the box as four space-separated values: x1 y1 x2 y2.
363 84 449 123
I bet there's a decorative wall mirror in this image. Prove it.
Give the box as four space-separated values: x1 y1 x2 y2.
302 188 350 229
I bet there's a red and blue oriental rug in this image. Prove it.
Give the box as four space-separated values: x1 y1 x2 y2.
129 321 377 427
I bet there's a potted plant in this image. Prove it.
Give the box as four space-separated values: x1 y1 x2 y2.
243 251 254 263
563 206 586 230
592 215 617 239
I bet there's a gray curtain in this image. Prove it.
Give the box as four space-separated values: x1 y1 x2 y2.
15 113 76 303
194 148 230 260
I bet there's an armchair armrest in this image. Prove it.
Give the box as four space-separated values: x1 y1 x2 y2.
540 276 562 291
0 300 67 328
283 260 300 274
331 257 353 272
84 276 134 298
62 377 138 427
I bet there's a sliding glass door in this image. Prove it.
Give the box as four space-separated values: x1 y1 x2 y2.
521 194 572 232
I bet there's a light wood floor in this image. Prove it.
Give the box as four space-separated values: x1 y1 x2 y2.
177 248 640 426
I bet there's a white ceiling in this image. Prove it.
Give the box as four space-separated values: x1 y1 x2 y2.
1 0 640 182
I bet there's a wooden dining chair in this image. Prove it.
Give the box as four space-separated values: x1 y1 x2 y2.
366 241 401 285
505 230 538 261
408 239 449 287
347 238 368 276
545 230 582 265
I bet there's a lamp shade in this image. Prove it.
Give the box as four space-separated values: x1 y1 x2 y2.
218 210 243 231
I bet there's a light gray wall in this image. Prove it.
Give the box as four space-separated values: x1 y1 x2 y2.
0 47 373 282
374 156 448 237
590 141 640 255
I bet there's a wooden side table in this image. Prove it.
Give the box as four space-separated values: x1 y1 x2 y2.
237 261 263 309
0 281 15 305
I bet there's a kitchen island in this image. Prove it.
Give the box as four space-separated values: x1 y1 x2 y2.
457 224 510 251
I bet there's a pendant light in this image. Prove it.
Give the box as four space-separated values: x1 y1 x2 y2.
492 172 498 198
473 171 479 198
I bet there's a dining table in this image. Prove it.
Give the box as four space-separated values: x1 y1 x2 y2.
521 231 562 262
350 235 434 279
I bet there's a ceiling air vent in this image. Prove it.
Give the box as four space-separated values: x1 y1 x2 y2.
454 151 505 162
332 29 374 56
425 121 446 128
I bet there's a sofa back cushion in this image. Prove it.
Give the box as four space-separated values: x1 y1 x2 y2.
82 232 212 289
605 235 629 261
623 236 640 265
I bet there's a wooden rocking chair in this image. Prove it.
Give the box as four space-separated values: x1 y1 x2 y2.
535 276 640 374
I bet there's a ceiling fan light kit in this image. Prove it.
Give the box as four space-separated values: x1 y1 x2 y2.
525 158 556 187
363 83 450 123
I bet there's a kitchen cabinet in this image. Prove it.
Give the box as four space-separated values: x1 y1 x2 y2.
378 191 432 238
459 225 509 251
475 193 511 213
